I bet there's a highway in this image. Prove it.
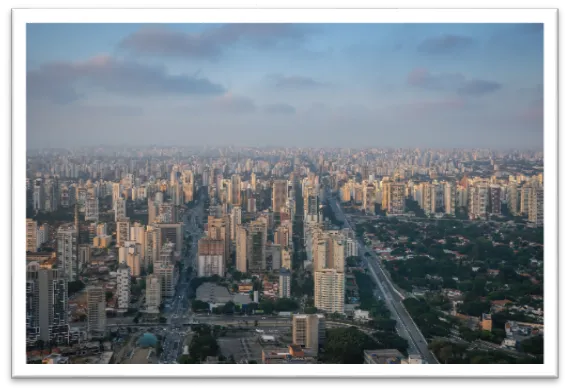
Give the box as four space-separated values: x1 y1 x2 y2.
327 191 438 364
159 191 206 364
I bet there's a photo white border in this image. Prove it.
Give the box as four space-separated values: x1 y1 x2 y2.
11 7 558 378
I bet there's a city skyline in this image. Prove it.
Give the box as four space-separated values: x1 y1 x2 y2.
27 23 544 150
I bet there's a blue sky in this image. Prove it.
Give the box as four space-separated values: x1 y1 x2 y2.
26 23 544 149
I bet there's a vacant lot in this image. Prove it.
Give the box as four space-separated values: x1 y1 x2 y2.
218 332 263 363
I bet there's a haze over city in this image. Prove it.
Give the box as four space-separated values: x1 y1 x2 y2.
27 23 543 149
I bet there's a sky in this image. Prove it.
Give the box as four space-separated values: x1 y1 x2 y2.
26 23 544 149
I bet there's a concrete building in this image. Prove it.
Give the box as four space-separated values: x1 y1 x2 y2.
114 197 127 222
364 349 406 364
26 219 38 253
278 268 292 298
85 196 99 221
235 225 248 273
528 186 544 227
247 219 267 272
56 224 78 281
230 206 242 242
197 238 225 277
87 286 106 339
154 242 177 299
78 244 91 271
281 248 292 270
116 218 131 248
314 269 345 314
231 174 242 206
488 185 502 215
292 314 325 352
154 222 183 257
261 345 317 364
207 216 230 263
26 261 69 347
145 274 161 313
480 313 493 331
116 262 131 312
272 179 288 214
469 183 489 220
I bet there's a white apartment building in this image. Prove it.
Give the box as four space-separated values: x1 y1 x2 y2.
116 262 131 312
56 225 78 281
198 254 224 277
314 269 345 314
146 274 162 313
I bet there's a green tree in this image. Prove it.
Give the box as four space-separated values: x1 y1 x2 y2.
320 327 380 364
305 307 318 314
191 300 210 312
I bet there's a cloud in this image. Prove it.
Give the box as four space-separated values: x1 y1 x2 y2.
264 103 296 115
119 24 306 59
407 68 501 96
457 79 502 96
267 73 325 89
27 55 226 103
417 34 473 54
396 97 467 114
211 93 256 114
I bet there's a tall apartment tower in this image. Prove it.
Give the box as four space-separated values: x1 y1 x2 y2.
26 219 38 252
313 230 345 314
230 206 242 242
145 274 162 313
197 238 225 277
292 314 326 352
207 216 231 264
155 243 176 299
114 197 127 221
279 268 292 298
507 183 519 215
443 182 456 215
388 182 405 215
86 286 106 338
231 174 242 206
272 180 288 214
85 196 99 221
56 224 78 281
235 225 248 273
519 184 532 215
116 218 131 248
116 262 131 312
528 186 544 227
247 219 267 272
26 261 70 347
488 185 502 215
469 183 489 220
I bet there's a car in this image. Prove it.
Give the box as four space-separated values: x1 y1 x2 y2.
262 317 266 320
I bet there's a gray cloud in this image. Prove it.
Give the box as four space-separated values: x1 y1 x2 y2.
119 24 306 59
27 55 226 103
418 34 474 55
264 103 296 115
211 94 256 114
267 73 325 89
457 79 502 96
407 68 501 96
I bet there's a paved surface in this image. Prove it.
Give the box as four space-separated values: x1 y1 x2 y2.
159 191 206 364
328 191 438 364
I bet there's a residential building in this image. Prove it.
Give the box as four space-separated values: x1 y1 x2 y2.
26 219 38 253
197 238 225 277
528 186 544 227
247 219 267 272
279 268 291 298
86 286 106 338
235 225 248 273
116 218 131 248
116 262 131 312
292 314 325 352
145 274 161 313
56 224 78 281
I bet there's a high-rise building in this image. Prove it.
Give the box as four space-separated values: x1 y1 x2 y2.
488 185 502 215
250 172 257 192
388 182 405 215
85 196 99 221
236 225 248 273
155 242 177 299
116 262 131 312
292 314 325 352
56 224 78 281
469 183 489 220
519 184 532 215
272 179 288 214
26 260 69 347
207 216 230 263
230 206 242 242
528 186 544 227
26 219 38 253
86 286 106 338
197 238 225 277
314 269 345 314
443 182 456 215
507 183 519 215
116 218 131 248
78 244 91 271
247 219 267 272
114 197 126 221
231 174 242 206
279 268 291 298
281 248 292 270
145 274 162 313
154 222 183 257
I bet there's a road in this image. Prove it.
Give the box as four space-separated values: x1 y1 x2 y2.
159 190 206 364
327 191 438 364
